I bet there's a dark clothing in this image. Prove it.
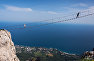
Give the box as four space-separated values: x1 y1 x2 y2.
92 48 94 51
35 57 40 61
76 12 80 18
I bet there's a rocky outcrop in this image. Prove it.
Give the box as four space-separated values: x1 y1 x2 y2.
0 30 20 61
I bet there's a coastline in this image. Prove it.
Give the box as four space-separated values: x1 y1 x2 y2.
15 45 80 61
15 45 78 55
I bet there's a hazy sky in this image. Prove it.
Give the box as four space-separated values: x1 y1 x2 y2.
0 0 94 24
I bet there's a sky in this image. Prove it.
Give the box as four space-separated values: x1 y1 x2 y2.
0 0 94 24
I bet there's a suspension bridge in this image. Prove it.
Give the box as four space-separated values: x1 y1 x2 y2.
0 8 94 54
1 8 94 30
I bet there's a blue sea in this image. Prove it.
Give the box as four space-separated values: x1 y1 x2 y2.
0 21 94 54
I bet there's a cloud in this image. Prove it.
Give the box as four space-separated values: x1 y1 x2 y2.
81 6 94 13
40 11 58 14
79 3 88 7
63 7 82 13
59 5 94 24
89 6 94 9
0 4 94 24
62 3 88 14
47 11 57 14
71 3 88 7
4 5 32 12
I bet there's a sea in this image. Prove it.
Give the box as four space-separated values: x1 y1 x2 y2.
0 21 94 54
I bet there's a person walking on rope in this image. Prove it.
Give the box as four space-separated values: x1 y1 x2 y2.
76 12 80 18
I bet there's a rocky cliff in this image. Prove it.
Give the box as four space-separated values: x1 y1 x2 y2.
0 30 19 61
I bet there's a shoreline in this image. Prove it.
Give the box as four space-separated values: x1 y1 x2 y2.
15 45 79 55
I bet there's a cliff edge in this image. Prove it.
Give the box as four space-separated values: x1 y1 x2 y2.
0 30 19 61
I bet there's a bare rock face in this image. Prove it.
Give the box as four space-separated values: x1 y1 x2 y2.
0 30 20 61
